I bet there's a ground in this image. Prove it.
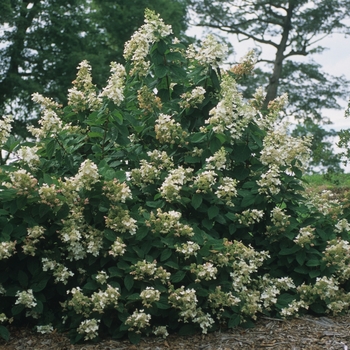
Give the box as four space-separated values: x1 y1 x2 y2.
1 314 350 350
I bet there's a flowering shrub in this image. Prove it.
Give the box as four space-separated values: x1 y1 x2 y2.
0 9 350 344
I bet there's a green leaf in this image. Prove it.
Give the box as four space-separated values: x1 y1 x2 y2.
233 144 251 162
124 274 134 291
88 131 103 139
31 278 49 292
178 324 197 336
104 229 117 242
225 212 236 221
171 270 186 283
208 206 219 220
164 261 179 269
309 270 321 278
136 226 149 241
154 64 168 78
209 137 221 153
46 139 56 159
191 194 202 209
190 133 207 143
310 303 325 314
18 271 28 288
295 250 306 265
0 325 10 341
108 266 122 278
228 314 240 328
11 304 25 316
155 301 170 310
128 331 141 344
241 194 256 208
279 245 300 255
83 281 98 290
39 204 50 218
160 248 172 262
306 258 320 267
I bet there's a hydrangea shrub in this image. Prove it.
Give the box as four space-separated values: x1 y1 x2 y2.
1 10 350 344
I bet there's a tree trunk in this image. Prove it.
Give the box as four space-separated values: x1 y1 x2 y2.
263 1 295 109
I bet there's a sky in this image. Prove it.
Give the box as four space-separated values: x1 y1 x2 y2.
186 23 350 171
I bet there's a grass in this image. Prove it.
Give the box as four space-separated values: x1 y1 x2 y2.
302 172 350 189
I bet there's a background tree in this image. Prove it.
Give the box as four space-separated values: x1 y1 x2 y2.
187 0 350 170
0 0 188 139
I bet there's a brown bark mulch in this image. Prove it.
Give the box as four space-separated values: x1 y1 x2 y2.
1 314 350 350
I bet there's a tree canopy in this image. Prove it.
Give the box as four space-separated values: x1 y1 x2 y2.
188 0 350 120
0 0 188 138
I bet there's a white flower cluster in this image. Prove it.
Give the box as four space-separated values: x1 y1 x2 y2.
168 286 198 322
17 146 40 169
335 218 350 233
296 276 350 314
205 74 255 142
58 208 104 260
260 124 312 172
190 262 218 282
205 147 227 171
77 318 100 340
71 159 100 191
237 209 264 226
99 62 126 105
22 226 45 256
225 241 269 292
293 226 315 247
193 310 215 334
193 170 217 193
159 166 193 202
147 150 174 169
140 287 161 307
323 239 350 281
109 237 127 257
208 286 241 314
259 275 295 309
15 289 37 308
280 299 309 317
103 179 132 203
94 271 109 285
38 183 62 207
124 9 172 76
125 309 151 333
0 313 8 323
29 93 63 138
67 285 120 317
215 177 238 206
179 86 206 109
147 208 194 237
305 189 341 216
3 169 38 196
257 164 281 197
155 113 186 144
267 207 291 234
0 241 16 260
153 326 169 338
175 241 200 259
131 151 173 187
130 259 170 283
131 159 161 186
42 258 74 285
186 34 227 71
68 60 102 112
105 206 137 235
36 324 54 334
0 114 13 145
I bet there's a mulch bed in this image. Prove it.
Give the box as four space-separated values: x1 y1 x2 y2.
1 314 350 350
